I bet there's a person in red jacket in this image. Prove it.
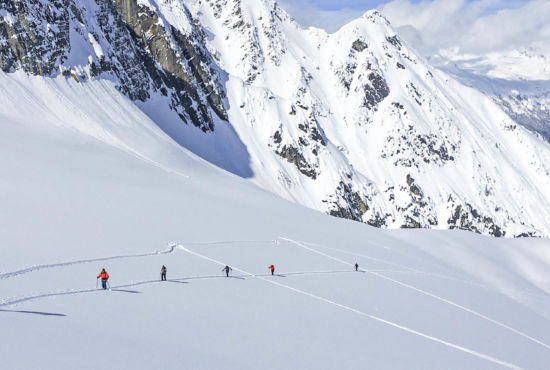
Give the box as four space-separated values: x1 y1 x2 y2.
97 268 109 290
268 265 275 276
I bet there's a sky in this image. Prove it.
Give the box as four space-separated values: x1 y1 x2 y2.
288 0 530 11
279 0 549 57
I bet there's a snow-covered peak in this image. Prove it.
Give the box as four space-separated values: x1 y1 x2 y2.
183 1 550 237
361 9 391 25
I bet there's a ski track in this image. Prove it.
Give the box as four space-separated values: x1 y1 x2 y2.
178 240 278 246
281 237 550 352
178 245 523 370
297 239 485 288
0 240 277 281
0 268 414 307
298 240 550 304
0 245 179 280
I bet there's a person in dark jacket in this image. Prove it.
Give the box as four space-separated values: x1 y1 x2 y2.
222 265 232 277
354 263 359 272
161 265 167 281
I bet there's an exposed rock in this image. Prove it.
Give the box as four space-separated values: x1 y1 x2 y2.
352 39 368 52
111 0 226 130
381 125 459 168
386 35 402 50
364 72 389 110
275 144 318 179
447 202 506 237
0 0 227 132
0 0 70 75
329 181 369 221
406 174 422 197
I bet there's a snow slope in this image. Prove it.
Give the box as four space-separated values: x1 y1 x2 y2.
1 71 550 369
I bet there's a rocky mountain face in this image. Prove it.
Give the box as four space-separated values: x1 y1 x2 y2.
0 0 226 131
2 0 550 237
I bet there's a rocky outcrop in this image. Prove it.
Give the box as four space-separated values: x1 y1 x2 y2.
270 129 320 179
0 0 227 131
447 202 505 237
364 72 389 110
329 181 369 221
0 0 70 74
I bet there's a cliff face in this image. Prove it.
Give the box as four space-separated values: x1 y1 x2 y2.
0 0 70 75
0 0 226 131
2 0 550 237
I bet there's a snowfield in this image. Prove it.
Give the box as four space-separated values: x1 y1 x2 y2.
1 71 550 369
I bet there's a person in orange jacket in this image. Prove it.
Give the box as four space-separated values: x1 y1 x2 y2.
97 268 109 290
268 264 275 276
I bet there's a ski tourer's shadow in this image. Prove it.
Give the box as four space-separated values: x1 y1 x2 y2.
0 309 66 317
169 275 246 282
111 289 142 294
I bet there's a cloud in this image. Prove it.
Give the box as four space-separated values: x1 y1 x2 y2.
280 0 550 58
379 0 550 56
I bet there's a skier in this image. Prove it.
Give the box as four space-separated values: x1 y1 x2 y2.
268 264 275 276
161 265 167 281
222 265 232 277
355 263 359 272
97 268 110 290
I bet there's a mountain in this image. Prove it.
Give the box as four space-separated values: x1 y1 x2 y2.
1 69 550 370
2 0 550 237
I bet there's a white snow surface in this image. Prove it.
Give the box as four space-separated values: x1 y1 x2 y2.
1 71 550 369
